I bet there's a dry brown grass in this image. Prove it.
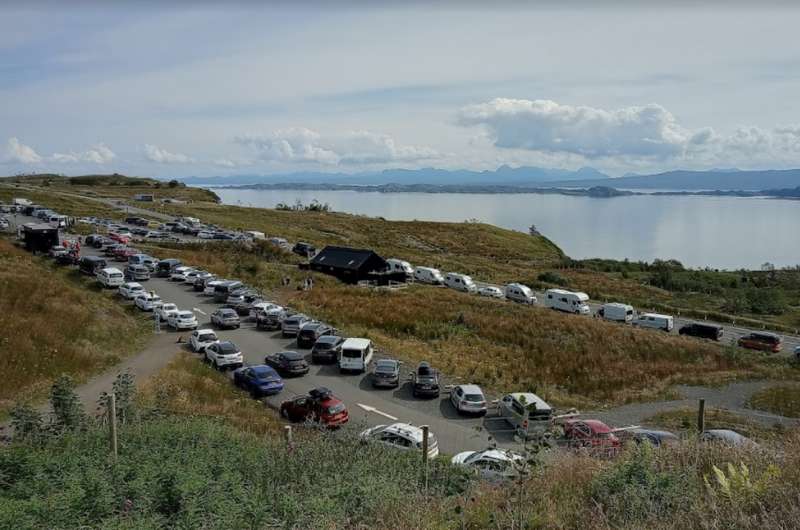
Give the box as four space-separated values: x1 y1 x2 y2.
0 238 149 417
644 407 788 441
748 383 800 419
138 351 282 436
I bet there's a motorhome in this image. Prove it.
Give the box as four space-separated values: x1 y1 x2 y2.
504 283 537 304
413 266 444 285
632 313 674 332
444 272 477 293
598 302 634 322
544 289 590 314
96 267 125 288
338 338 374 374
386 259 414 277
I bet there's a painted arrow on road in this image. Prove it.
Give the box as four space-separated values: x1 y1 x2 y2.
357 403 398 421
193 307 207 315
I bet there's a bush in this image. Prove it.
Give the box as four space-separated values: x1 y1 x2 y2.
537 271 568 286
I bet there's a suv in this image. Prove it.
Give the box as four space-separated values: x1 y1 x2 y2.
125 264 151 281
167 310 198 330
371 358 402 388
189 329 219 352
292 242 316 258
280 387 349 427
204 340 243 370
257 307 291 331
265 351 310 376
450 384 488 415
360 423 439 459
679 322 723 341
311 335 345 364
156 259 182 277
297 322 337 348
281 314 312 337
410 361 441 398
210 308 241 329
233 365 284 397
738 332 783 353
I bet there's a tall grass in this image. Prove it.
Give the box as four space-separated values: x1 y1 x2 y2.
748 384 800 418
0 239 148 416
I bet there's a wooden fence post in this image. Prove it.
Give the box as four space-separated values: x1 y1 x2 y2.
697 399 705 434
108 393 118 458
421 425 430 493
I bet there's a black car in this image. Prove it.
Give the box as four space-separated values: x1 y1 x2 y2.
264 351 310 377
156 258 182 277
372 358 402 389
311 335 345 363
292 242 316 258
679 322 723 341
411 361 440 398
297 323 337 348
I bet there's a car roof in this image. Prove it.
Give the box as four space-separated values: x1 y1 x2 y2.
316 335 342 344
382 423 424 442
342 338 371 349
251 365 278 376
566 419 612 433
457 384 484 395
195 328 216 335
279 351 304 360
508 392 552 411
473 449 523 462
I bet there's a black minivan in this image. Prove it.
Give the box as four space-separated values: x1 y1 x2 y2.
213 280 244 303
156 258 182 277
79 256 107 276
679 322 723 341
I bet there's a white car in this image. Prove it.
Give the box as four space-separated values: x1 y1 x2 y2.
451 449 526 481
189 329 220 353
249 302 281 320
118 282 145 299
204 340 244 370
450 384 488 415
155 303 179 322
183 269 204 284
477 286 504 299
167 310 198 330
197 231 215 239
134 292 162 311
360 423 439 459
203 279 226 296
170 266 195 282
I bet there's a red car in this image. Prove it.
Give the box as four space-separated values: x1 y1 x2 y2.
280 387 349 428
109 232 130 244
737 332 782 353
561 419 621 453
113 247 138 260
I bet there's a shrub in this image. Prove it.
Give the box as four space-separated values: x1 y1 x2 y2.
537 271 568 286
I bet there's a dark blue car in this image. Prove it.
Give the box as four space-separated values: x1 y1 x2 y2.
233 365 285 397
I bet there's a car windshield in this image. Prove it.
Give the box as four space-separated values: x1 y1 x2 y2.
376 361 396 371
178 312 193 319
341 349 362 359
199 333 217 342
218 343 238 355
327 403 345 415
418 365 434 376
465 394 484 402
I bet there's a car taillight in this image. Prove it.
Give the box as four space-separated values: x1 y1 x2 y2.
522 420 528 430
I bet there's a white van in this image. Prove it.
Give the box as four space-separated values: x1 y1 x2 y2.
339 338 374 373
499 392 553 441
413 266 445 285
245 231 265 240
632 312 674 332
387 258 414 277
544 289 590 314
598 302 634 322
505 283 537 304
97 267 125 288
445 272 477 293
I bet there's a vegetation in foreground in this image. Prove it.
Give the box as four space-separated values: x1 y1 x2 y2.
644 407 791 442
0 238 148 417
748 384 800 419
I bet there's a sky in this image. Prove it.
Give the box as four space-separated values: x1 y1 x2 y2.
2 3 800 178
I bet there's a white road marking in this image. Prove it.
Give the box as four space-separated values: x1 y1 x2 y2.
193 307 207 315
357 403 398 421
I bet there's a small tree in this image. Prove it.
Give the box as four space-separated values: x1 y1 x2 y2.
10 402 44 442
97 372 137 425
50 375 85 430
168 179 179 188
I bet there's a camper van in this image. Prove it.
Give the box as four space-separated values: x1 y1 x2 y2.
445 272 477 293
544 289 590 314
632 313 674 332
386 259 414 277
499 392 554 441
504 283 537 304
338 338 374 374
96 267 125 288
413 266 444 285
598 302 634 322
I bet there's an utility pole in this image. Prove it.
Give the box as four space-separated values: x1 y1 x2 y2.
108 393 118 458
697 398 706 434
421 425 430 493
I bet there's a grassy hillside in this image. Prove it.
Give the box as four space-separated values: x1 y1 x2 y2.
0 238 149 417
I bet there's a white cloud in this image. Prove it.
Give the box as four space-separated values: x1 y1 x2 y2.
5 137 42 164
235 128 438 166
143 144 193 164
51 143 115 164
213 158 238 168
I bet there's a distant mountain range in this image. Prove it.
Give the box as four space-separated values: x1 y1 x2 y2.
176 167 800 192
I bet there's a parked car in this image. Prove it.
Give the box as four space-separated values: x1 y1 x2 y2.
265 351 310 376
450 384 488 415
203 279 227 296
125 264 151 281
311 335 345 364
182 269 205 285
134 292 162 311
597 302 635 322
451 449 526 481
478 286 504 299
281 313 312 337
155 303 179 322
504 283 537 304
226 291 263 315
48 245 68 258
413 266 444 285
632 313 674 332
679 322 723 341
249 302 281 320
410 361 441 398
118 282 145 300
193 272 215 292
213 280 243 303
55 252 79 266
170 266 196 282
280 387 349 427
622 428 680 447
360 423 439 459
338 338 373 374
499 392 553 441
156 258 182 277
233 365 284 397
256 307 291 331
561 419 621 452
189 329 219 352
297 322 337 348
167 310 198 331
292 241 316 258
204 340 243 370
371 358 402 388
701 429 758 448
79 256 107 276
210 308 241 329
737 332 783 353
544 289 591 315
444 272 477 293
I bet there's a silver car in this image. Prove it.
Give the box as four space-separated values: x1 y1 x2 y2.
211 308 241 329
281 314 311 337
